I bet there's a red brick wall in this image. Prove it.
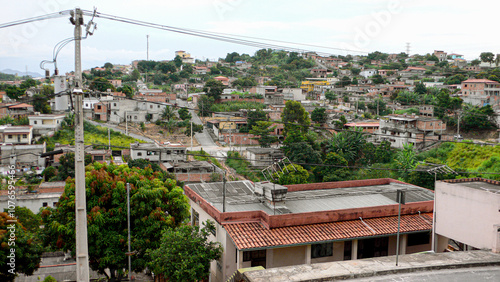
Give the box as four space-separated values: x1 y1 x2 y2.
221 133 260 145
176 173 213 182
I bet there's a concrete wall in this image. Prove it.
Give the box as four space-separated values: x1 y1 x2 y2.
271 245 307 268
435 181 500 251
0 193 61 213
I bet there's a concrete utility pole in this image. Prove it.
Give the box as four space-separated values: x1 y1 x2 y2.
71 8 90 282
190 120 193 152
127 183 132 281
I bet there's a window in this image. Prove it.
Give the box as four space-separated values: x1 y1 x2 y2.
42 202 48 207
53 202 57 207
191 209 199 226
114 103 117 107
97 105 101 110
8 135 12 139
22 134 27 138
94 155 104 161
243 250 266 267
150 105 153 109
34 121 37 124
407 232 430 246
311 242 333 258
137 152 142 156
134 116 137 120
343 241 352 260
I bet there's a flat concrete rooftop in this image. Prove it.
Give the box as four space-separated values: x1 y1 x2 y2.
187 180 434 215
449 181 500 193
242 250 500 282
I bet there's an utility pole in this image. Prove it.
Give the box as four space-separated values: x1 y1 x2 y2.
457 110 462 138
146 35 149 61
127 183 132 281
125 111 128 135
222 171 227 212
108 127 111 152
190 120 193 152
71 8 90 282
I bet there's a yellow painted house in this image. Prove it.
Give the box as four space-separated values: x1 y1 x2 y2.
301 80 329 92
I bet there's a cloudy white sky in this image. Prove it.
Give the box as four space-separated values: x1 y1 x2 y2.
1 0 498 75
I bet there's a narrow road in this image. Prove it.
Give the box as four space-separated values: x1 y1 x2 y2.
177 99 218 148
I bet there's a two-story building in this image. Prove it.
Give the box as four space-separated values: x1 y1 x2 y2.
461 79 500 107
28 113 65 136
378 114 450 149
129 142 186 164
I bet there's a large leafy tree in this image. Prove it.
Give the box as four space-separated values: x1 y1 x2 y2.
316 152 350 182
55 152 93 181
282 100 311 135
240 109 268 133
480 52 495 65
147 220 222 282
326 127 366 165
325 91 337 104
90 77 116 92
272 164 309 185
41 163 190 281
203 79 225 100
311 107 327 124
249 121 278 148
0 211 43 282
197 95 215 117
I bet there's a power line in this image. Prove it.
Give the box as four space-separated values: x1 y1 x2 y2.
80 10 364 57
0 10 71 29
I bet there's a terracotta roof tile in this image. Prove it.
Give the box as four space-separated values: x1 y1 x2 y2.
224 213 432 250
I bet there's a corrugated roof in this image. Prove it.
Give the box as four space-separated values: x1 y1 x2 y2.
187 181 433 214
224 213 433 250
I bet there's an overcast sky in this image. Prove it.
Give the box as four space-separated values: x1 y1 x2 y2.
1 0 499 75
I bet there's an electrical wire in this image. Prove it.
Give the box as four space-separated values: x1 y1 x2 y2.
0 10 71 29
80 10 364 57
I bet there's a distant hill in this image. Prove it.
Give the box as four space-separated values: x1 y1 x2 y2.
1 69 43 78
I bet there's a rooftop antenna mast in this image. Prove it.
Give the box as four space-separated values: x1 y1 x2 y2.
406 42 410 56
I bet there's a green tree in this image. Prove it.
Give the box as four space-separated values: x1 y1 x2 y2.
156 61 177 74
90 77 116 92
272 164 309 185
371 74 385 84
198 95 215 117
103 62 113 69
161 106 177 121
147 220 222 282
203 79 225 100
173 55 183 68
311 107 327 124
42 163 190 281
471 59 481 66
55 152 93 181
395 143 417 181
131 69 140 81
414 82 427 94
240 109 268 133
283 128 321 170
326 127 366 165
317 152 350 182
178 107 192 121
325 91 337 104
184 123 203 136
117 85 134 98
480 52 495 65
282 100 311 135
0 211 43 282
249 121 278 148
